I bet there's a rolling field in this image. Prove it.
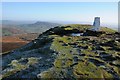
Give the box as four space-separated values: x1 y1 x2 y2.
1 33 39 53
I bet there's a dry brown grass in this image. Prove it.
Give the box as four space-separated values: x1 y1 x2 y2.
1 33 39 53
2 42 27 53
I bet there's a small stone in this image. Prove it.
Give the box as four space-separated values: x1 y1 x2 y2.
73 56 79 62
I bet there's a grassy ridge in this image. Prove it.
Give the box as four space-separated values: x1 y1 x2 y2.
2 24 120 79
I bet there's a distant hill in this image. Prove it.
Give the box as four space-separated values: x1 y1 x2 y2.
1 20 34 25
19 21 61 33
2 27 26 36
2 21 61 34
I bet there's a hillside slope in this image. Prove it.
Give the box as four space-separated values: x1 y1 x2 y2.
2 21 61 36
2 27 26 36
1 24 120 79
2 33 39 53
19 21 61 33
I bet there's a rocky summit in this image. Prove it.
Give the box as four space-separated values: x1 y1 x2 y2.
1 24 120 79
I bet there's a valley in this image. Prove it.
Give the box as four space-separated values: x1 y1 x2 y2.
2 21 60 53
1 33 39 53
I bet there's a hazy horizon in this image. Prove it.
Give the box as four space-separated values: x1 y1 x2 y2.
1 19 118 31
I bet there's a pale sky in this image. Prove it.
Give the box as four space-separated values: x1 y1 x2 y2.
2 2 118 25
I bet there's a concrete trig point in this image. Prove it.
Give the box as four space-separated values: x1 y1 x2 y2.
90 17 100 31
